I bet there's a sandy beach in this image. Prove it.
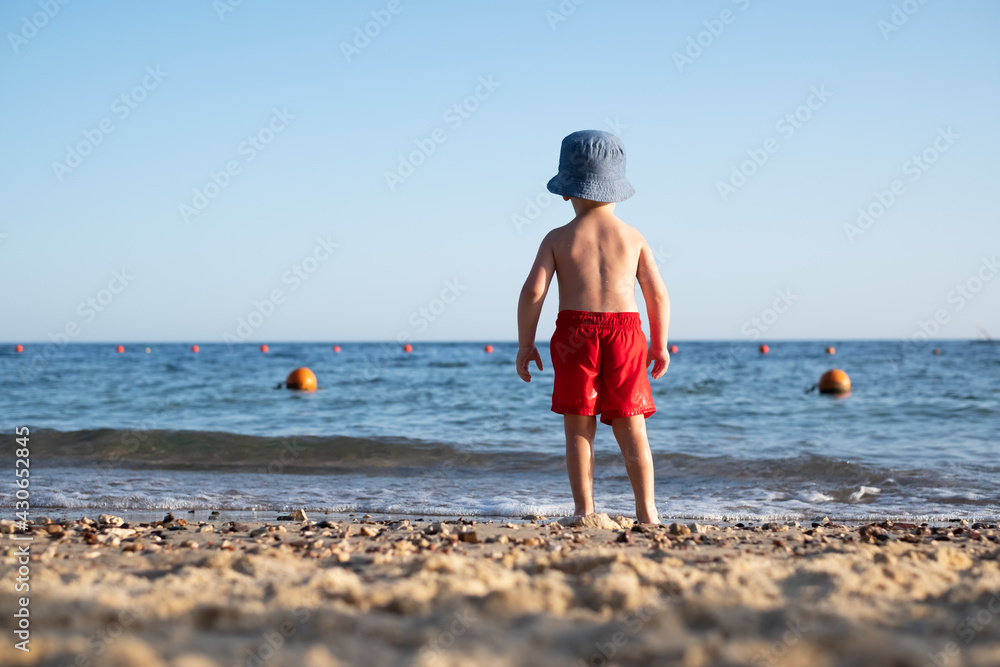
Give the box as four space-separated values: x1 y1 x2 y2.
3 513 1000 666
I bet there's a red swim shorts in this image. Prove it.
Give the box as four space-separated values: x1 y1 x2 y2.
550 310 656 425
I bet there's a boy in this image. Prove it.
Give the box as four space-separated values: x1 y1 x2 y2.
516 130 670 525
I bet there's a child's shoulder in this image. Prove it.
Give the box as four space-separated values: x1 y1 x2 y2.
542 216 645 244
538 221 573 245
605 216 648 247
613 215 643 235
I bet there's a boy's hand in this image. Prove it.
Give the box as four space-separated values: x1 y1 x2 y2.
516 345 544 382
647 346 670 380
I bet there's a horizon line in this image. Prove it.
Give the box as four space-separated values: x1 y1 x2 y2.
1 338 992 345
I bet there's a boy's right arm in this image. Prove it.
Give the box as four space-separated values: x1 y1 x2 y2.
516 233 556 382
636 238 670 379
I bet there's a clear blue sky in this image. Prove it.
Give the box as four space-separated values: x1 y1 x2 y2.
2 0 998 343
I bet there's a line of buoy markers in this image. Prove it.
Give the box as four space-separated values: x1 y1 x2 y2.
7 343 941 357
13 343 962 398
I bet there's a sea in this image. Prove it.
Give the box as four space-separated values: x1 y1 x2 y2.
2 340 997 522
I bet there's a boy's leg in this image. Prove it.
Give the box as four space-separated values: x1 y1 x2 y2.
611 415 659 524
563 414 597 516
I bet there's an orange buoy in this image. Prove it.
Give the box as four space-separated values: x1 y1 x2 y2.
818 369 851 395
15 344 23 353
668 345 678 354
403 344 413 353
285 367 317 391
145 347 151 353
759 344 769 354
484 344 494 353
260 344 269 353
116 345 125 353
825 346 835 355
333 345 341 353
191 345 200 353
932 348 942 355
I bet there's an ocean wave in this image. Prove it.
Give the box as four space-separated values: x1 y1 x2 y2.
15 428 557 474
14 429 974 492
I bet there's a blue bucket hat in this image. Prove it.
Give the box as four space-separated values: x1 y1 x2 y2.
546 130 634 203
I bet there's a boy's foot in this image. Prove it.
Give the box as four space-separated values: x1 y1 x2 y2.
636 510 659 525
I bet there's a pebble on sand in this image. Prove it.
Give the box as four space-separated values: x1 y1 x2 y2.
669 522 691 536
559 514 624 530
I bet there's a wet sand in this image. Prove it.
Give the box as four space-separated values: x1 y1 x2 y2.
3 512 1000 666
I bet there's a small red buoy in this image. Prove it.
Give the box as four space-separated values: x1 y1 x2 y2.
116 345 125 354
484 344 494 353
285 367 317 391
15 344 23 353
668 345 678 354
932 348 942 355
333 345 341 353
260 344 269 353
191 345 200 353
759 344 769 354
825 346 835 355
818 369 851 395
403 344 413 353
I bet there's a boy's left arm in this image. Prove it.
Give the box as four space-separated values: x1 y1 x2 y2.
516 234 556 382
637 237 670 379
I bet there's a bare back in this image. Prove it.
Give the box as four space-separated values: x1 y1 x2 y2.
547 212 644 313
517 198 670 380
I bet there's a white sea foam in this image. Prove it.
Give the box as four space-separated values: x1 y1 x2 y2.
7 463 996 522
796 491 835 503
849 486 881 502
